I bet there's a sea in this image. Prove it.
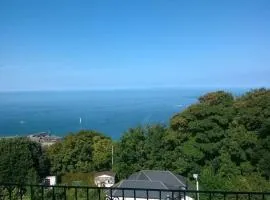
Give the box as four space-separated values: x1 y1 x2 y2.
0 88 247 139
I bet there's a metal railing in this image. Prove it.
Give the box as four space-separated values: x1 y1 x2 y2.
0 183 270 200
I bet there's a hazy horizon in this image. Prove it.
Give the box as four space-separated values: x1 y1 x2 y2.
0 85 263 93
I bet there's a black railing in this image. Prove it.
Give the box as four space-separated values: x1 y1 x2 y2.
0 183 270 200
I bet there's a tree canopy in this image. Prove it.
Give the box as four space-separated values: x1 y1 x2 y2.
0 137 47 184
1 88 270 191
46 130 112 175
114 89 270 191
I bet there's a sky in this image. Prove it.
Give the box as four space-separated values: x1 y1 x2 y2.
0 0 269 91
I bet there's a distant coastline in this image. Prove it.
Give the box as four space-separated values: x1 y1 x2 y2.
0 132 62 146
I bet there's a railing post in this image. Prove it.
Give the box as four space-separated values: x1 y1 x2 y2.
41 185 44 200
52 186 55 200
110 188 113 200
122 189 125 200
64 186 67 200
146 189 149 200
19 185 23 200
30 185 33 200
75 187 78 200
133 189 136 200
98 188 101 200
8 186 12 200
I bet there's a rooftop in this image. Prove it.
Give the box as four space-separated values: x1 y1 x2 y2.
111 170 188 199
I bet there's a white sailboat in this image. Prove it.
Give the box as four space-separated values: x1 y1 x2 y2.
79 117 82 130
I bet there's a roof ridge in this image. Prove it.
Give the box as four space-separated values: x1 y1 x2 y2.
141 170 152 181
124 180 165 183
167 171 185 186
142 169 164 172
136 172 140 180
158 180 169 189
112 180 124 196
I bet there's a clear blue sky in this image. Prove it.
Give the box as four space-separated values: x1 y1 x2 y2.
0 0 269 91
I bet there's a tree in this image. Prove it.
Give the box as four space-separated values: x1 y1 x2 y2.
114 126 147 179
168 89 270 190
46 130 112 175
0 137 47 184
92 135 113 171
253 119 270 178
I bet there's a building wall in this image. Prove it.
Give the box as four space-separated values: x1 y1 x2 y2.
94 175 115 187
45 176 57 186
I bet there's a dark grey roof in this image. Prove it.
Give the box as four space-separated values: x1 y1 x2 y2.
175 174 188 186
117 180 167 190
109 170 188 198
128 172 149 181
111 180 182 199
127 170 187 189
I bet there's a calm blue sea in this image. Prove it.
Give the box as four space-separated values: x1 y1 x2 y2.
0 88 247 139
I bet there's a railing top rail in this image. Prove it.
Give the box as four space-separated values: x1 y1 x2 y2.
1 182 270 195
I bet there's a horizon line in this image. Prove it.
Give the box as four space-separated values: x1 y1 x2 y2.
0 85 267 93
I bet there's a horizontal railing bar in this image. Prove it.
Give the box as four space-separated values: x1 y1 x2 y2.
1 182 270 195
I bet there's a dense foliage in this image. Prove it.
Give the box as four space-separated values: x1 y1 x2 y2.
114 89 270 191
46 130 112 175
60 172 95 186
1 89 270 192
0 138 48 183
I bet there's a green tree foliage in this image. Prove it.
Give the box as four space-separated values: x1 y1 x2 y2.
115 89 270 191
60 172 95 186
46 130 112 175
4 89 270 192
0 138 47 184
114 125 170 179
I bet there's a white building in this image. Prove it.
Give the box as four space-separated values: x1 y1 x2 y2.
94 171 115 187
44 176 57 186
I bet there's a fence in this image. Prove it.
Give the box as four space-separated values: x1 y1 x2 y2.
0 183 270 200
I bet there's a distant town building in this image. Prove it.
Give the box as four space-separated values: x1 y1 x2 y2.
94 171 115 187
27 132 61 146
